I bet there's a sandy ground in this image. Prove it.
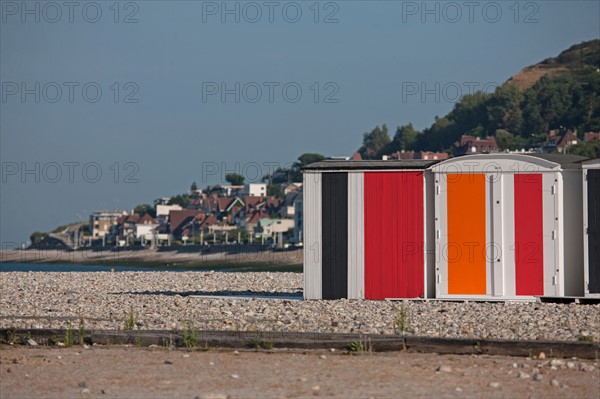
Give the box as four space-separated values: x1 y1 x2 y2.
1 346 598 399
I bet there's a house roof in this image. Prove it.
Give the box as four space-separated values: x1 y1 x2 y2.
199 214 218 227
242 196 265 211
169 210 203 233
217 197 233 212
350 152 363 161
245 210 269 224
302 159 441 171
137 213 157 225
556 130 579 148
117 214 140 225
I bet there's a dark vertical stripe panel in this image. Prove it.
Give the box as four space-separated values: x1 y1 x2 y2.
364 172 425 299
322 173 348 299
588 169 600 293
514 174 544 296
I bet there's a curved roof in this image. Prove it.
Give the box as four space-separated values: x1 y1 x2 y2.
429 153 587 172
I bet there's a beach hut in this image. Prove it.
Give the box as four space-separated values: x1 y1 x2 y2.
430 154 586 300
582 159 600 298
302 159 439 300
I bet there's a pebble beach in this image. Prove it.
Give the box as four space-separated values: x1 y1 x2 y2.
1 272 598 342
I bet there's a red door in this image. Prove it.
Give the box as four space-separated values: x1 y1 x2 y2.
364 172 424 299
514 174 544 295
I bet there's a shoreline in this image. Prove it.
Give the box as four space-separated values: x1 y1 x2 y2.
0 248 303 270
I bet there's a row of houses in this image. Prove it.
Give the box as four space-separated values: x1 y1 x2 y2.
89 183 303 247
453 129 599 155
365 130 599 161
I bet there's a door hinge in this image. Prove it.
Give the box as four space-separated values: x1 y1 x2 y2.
552 276 558 285
552 230 556 240
436 185 440 195
551 185 556 195
436 230 440 240
437 274 441 284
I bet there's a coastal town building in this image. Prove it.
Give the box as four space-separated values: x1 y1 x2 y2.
135 213 159 242
242 183 267 197
454 135 499 155
545 129 580 153
90 211 126 238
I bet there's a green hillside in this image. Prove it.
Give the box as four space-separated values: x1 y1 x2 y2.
358 39 600 158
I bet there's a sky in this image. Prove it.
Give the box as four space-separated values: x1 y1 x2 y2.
1 0 599 245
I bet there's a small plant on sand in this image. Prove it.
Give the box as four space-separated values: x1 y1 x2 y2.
3 327 18 344
123 306 137 331
348 335 372 354
135 326 143 347
263 337 274 350
392 303 412 335
252 331 275 350
578 335 594 343
162 334 175 351
49 335 59 346
64 322 74 347
183 321 198 350
78 318 86 345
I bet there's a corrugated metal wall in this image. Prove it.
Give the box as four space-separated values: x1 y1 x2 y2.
303 154 586 301
364 172 425 299
321 173 348 299
514 174 544 296
303 172 322 299
440 172 551 298
347 172 364 299
432 155 584 299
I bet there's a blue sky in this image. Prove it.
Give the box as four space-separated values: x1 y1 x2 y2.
1 0 599 245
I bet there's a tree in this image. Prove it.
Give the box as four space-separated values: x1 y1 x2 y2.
267 184 283 198
30 231 48 246
168 194 191 208
494 130 527 151
296 153 325 167
393 123 419 151
227 228 249 243
293 153 325 178
566 140 600 158
207 185 222 194
486 85 523 134
358 125 391 159
225 173 245 186
190 181 200 198
134 204 156 217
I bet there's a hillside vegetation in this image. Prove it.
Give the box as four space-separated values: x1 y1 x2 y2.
358 40 600 158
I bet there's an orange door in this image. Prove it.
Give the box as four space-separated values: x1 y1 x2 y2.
447 174 487 295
